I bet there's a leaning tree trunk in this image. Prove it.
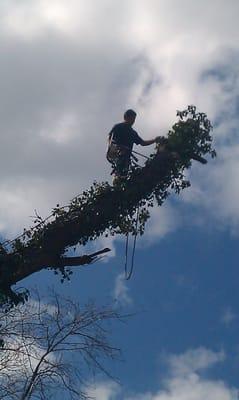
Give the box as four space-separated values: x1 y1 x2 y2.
0 106 215 305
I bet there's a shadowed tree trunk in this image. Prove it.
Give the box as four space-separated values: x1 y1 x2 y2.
0 106 215 305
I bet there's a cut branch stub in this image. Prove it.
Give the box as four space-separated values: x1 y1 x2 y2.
0 106 215 305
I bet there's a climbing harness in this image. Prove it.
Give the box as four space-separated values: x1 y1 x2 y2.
107 141 150 163
106 140 150 179
124 205 140 280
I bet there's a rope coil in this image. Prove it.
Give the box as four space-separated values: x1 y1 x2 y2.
124 205 140 280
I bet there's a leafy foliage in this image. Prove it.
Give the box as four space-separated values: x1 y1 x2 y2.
0 106 215 306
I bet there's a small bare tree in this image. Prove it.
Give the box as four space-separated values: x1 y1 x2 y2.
0 290 121 399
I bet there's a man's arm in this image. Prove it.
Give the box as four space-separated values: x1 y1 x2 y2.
140 138 156 146
140 136 168 146
134 131 164 147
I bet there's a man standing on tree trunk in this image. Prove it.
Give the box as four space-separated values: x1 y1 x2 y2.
107 109 157 184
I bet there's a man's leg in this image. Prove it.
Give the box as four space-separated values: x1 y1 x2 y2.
113 154 130 185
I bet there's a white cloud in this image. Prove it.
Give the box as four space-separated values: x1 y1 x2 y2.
0 0 238 245
113 273 132 306
86 348 236 400
1 0 87 38
86 382 120 400
139 204 181 246
97 236 117 262
166 347 225 378
181 142 239 233
39 111 79 144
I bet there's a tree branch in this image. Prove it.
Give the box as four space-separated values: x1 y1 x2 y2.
56 247 111 267
0 106 215 304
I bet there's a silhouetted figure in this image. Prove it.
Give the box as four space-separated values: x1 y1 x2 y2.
107 109 157 183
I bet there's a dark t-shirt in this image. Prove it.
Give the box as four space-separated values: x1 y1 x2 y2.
109 122 144 151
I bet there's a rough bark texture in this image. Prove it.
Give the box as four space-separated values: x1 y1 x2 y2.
5 151 172 286
0 106 215 305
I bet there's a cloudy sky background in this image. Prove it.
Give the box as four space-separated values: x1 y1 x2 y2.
1 0 239 398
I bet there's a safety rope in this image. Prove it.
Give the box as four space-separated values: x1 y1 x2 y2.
3 144 148 251
124 205 140 280
114 142 151 160
132 149 150 160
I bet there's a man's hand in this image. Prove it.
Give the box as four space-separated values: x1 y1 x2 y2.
155 136 168 145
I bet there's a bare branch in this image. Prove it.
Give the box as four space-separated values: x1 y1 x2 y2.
0 289 123 400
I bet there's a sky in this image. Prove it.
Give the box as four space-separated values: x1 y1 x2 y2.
0 0 239 398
